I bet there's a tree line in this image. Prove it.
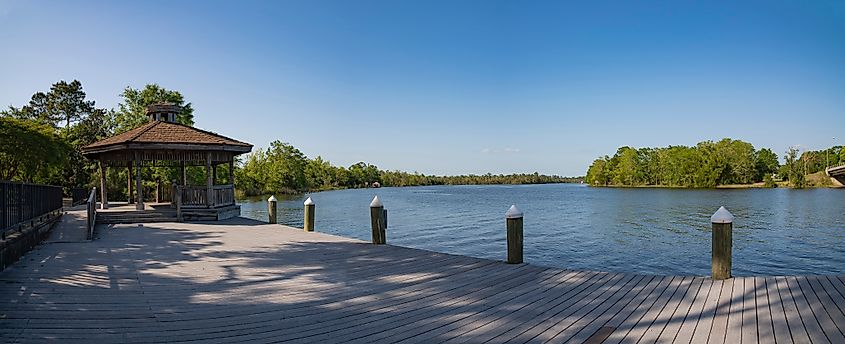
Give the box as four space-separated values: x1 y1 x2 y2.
585 139 843 188
234 140 579 196
3 80 578 199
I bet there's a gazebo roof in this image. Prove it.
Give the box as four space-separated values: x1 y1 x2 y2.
82 120 252 156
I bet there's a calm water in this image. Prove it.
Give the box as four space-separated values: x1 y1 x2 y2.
238 184 845 276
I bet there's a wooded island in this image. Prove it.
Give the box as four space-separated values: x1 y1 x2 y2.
585 140 843 188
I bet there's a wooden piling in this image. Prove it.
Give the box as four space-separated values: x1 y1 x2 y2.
268 195 278 224
304 197 315 232
506 205 523 264
711 206 733 280
370 196 386 244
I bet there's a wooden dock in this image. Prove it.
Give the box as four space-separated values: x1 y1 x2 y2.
1 217 844 343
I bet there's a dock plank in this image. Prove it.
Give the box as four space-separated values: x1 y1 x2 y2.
545 274 648 343
776 276 809 343
765 277 793 344
754 277 776 344
675 278 713 344
797 276 845 343
655 277 705 343
614 276 689 343
563 274 657 344
785 276 829 344
706 278 734 344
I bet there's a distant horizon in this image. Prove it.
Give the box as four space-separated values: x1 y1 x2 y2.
2 1 843 176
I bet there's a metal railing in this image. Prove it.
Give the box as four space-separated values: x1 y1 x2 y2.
70 187 88 206
1 181 63 239
827 163 845 171
86 188 97 240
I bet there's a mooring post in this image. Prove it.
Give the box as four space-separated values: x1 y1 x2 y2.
303 197 315 232
711 206 734 280
506 205 524 264
370 196 386 244
268 195 278 224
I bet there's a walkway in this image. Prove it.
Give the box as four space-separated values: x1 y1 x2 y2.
1 217 844 343
43 206 88 243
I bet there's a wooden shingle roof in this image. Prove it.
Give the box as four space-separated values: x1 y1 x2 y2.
82 120 252 155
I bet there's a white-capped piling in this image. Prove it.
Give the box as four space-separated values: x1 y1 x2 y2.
506 205 524 264
711 206 734 280
370 196 386 244
268 195 278 224
304 197 315 232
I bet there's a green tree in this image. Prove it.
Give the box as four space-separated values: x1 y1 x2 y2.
754 148 779 181
784 147 805 188
693 141 723 187
638 148 659 185
13 80 96 128
263 141 308 192
2 80 109 189
0 117 69 182
61 108 116 188
114 84 194 133
611 147 640 186
763 174 777 188
585 157 610 186
304 156 336 190
721 139 755 184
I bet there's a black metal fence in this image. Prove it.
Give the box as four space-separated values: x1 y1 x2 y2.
1 181 63 238
70 187 88 206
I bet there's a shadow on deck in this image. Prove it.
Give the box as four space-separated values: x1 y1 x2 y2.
0 217 843 343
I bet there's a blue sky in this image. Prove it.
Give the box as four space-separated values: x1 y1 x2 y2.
1 1 843 176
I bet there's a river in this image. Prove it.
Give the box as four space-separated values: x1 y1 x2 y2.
238 184 845 276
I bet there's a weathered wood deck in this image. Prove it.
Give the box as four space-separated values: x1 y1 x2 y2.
1 217 844 343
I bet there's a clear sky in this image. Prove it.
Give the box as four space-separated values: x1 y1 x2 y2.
1 1 843 176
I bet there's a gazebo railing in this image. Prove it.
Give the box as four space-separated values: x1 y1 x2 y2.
211 185 235 207
179 186 207 207
176 185 235 209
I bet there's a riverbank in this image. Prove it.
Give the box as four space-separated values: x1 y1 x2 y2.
592 173 842 189
236 179 585 198
596 183 774 189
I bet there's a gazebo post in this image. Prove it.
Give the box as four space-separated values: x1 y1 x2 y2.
127 161 134 204
135 152 144 210
99 161 109 209
206 152 213 207
228 159 235 185
180 161 187 186
212 165 218 185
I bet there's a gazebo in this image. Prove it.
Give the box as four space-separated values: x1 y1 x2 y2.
82 104 252 221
